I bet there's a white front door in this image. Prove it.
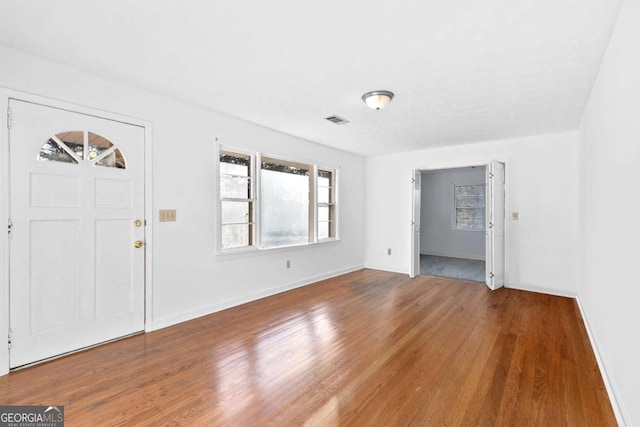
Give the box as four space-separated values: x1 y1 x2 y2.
485 161 505 290
9 99 145 368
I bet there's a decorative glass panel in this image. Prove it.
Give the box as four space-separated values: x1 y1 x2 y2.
57 131 85 159
88 132 114 160
95 148 126 169
39 131 125 169
38 137 78 164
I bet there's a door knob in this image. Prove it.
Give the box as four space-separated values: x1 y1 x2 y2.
134 219 143 227
134 240 144 248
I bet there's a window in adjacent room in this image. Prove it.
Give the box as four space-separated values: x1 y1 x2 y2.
454 184 485 231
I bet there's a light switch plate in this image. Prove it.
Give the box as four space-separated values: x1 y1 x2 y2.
512 212 519 220
159 209 177 222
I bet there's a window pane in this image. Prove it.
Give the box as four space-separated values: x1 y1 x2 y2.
88 132 114 160
318 170 332 203
95 148 126 169
221 175 250 199
261 168 309 248
455 185 484 196
457 217 473 229
318 206 330 222
38 137 78 164
221 201 251 224
222 224 251 249
457 208 484 219
318 186 330 204
56 131 85 159
220 152 250 177
473 219 485 229
318 221 330 240
455 195 484 208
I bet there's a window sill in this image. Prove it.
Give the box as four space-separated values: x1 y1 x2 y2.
213 238 341 261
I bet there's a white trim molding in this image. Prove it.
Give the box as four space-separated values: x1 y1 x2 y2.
149 264 364 331
576 296 629 426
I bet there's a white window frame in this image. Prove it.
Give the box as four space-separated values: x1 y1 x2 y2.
316 167 338 242
216 143 339 255
218 147 257 253
452 183 486 232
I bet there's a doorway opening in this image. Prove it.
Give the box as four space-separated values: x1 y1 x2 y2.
420 166 486 282
411 162 505 290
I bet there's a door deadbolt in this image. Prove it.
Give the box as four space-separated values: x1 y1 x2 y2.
134 219 143 227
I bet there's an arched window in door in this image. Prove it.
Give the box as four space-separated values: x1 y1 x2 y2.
38 130 126 169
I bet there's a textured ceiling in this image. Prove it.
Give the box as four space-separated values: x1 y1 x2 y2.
0 1 622 155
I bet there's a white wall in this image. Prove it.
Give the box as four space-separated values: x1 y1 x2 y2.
420 167 486 260
0 44 365 361
578 0 640 424
365 131 579 296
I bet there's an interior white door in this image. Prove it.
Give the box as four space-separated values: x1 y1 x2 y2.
9 99 145 368
410 170 421 278
485 161 505 290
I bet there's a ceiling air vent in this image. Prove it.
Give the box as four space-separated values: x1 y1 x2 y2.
325 115 350 125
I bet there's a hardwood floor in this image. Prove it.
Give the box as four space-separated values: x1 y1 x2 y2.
0 269 616 426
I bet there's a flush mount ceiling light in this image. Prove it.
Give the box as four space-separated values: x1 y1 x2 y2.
362 90 394 110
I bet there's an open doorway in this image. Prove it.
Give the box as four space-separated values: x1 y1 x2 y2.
411 162 505 290
420 166 486 282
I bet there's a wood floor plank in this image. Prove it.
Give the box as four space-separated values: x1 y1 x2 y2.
0 269 616 426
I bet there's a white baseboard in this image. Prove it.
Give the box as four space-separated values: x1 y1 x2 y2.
576 296 629 427
149 264 364 331
420 251 485 261
506 282 577 298
363 263 407 275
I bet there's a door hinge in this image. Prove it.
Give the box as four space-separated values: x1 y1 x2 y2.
6 107 12 129
411 177 416 184
8 328 12 349
489 272 495 279
488 172 494 179
7 218 13 239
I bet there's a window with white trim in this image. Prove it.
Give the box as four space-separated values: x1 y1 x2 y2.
317 170 336 240
454 184 485 231
220 150 255 249
219 147 338 251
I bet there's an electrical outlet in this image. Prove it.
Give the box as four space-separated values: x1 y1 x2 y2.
159 209 177 222
387 248 392 255
512 212 519 221
286 260 291 269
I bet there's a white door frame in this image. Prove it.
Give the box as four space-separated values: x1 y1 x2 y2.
0 89 154 376
410 159 510 287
